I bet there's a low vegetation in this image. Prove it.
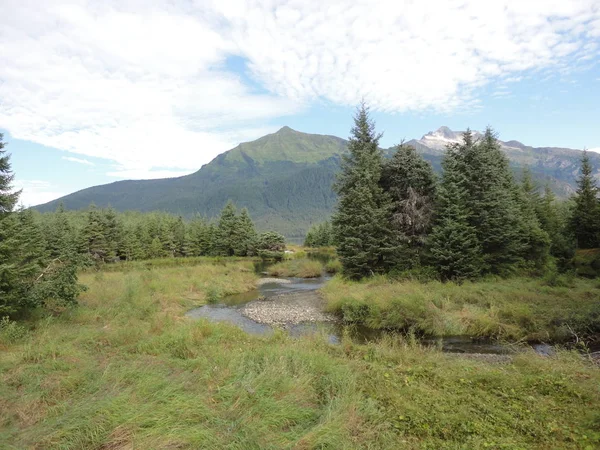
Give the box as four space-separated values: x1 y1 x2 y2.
323 275 600 342
267 258 323 278
1 261 600 449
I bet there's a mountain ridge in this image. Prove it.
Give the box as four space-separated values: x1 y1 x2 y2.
36 126 600 239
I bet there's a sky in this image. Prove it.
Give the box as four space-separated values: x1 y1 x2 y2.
1 0 599 206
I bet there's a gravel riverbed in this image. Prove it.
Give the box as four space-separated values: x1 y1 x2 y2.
241 290 336 326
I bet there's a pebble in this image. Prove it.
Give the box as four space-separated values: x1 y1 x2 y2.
256 278 293 286
241 291 336 326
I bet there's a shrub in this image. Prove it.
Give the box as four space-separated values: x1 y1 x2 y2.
0 316 27 343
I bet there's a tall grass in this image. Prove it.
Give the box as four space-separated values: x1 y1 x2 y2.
1 260 599 449
323 275 600 341
267 258 323 278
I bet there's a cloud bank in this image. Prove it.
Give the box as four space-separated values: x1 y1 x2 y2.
1 0 599 178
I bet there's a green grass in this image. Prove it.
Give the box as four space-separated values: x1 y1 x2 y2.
1 260 600 449
267 258 324 278
322 275 600 342
324 259 343 274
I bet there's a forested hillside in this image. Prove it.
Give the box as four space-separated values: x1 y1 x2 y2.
36 126 600 240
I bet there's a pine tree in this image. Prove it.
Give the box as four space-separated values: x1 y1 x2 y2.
235 208 257 256
215 201 239 256
429 149 481 281
186 216 210 256
538 184 575 268
381 144 436 269
332 103 396 279
148 236 165 259
0 134 20 216
103 207 123 261
515 169 550 270
570 150 600 249
81 204 109 263
256 231 286 260
45 203 75 259
461 128 524 274
304 221 334 247
0 136 25 314
170 216 187 257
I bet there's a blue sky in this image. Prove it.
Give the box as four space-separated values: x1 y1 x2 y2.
1 0 599 206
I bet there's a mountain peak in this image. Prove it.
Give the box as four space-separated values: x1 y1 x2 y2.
276 126 295 134
422 126 461 142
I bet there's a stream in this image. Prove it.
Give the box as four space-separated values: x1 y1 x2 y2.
185 262 553 355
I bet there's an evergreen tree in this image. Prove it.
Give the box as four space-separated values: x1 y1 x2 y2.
103 207 123 261
170 216 187 257
81 204 109 263
215 201 239 256
515 168 550 270
332 103 396 279
429 149 481 281
0 134 20 215
235 208 257 256
256 231 286 260
148 236 165 259
45 203 75 259
461 128 524 274
570 150 600 249
186 216 210 256
381 144 436 269
304 221 334 247
538 185 575 268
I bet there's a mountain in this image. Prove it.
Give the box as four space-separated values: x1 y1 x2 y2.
406 127 597 197
37 126 600 240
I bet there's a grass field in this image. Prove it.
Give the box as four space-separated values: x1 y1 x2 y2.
1 259 600 449
323 275 600 342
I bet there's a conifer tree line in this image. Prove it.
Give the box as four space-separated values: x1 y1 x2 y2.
35 200 285 264
332 104 599 280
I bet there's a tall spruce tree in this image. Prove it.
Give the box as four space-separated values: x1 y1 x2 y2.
235 208 257 256
429 148 481 281
461 128 524 274
45 203 75 259
515 169 550 269
380 144 436 269
0 134 20 216
0 136 23 314
332 103 396 279
80 204 109 262
216 201 239 256
570 150 600 249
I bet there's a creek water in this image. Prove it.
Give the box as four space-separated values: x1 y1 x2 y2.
185 256 542 354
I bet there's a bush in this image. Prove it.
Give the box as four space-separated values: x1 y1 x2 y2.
205 287 221 304
0 316 27 343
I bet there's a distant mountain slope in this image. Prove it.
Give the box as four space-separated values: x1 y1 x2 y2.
37 126 599 239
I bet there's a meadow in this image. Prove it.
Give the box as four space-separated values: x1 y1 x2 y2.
1 259 599 449
323 275 600 342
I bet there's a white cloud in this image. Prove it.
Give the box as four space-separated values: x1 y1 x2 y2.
0 0 599 181
12 179 66 207
589 147 600 154
62 156 95 166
